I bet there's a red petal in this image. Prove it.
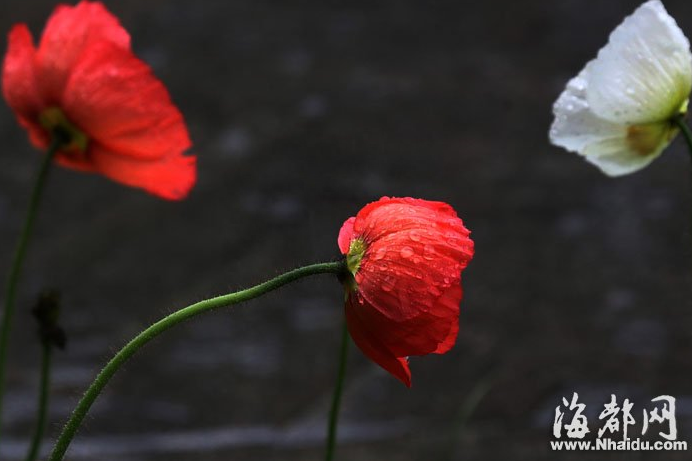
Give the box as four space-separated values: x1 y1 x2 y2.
53 151 96 173
345 296 412 387
338 217 356 255
35 1 130 103
353 283 461 357
338 197 473 385
433 283 462 353
61 41 191 161
90 144 196 200
2 24 47 148
353 200 473 321
354 197 468 244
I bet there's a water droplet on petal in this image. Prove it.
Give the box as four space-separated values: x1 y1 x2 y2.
381 275 396 292
400 246 414 259
372 247 387 260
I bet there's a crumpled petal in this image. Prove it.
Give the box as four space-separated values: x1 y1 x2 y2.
345 296 412 387
339 197 474 385
351 283 461 357
352 197 472 320
586 0 692 125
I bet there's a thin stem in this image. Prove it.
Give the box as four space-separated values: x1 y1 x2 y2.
673 114 692 162
0 141 59 441
445 369 498 460
324 319 349 461
673 114 692 262
48 261 346 461
24 343 52 461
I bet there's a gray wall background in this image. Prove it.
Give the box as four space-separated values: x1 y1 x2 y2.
0 0 691 459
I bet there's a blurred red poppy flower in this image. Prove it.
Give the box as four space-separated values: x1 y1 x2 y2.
2 1 195 200
338 197 474 387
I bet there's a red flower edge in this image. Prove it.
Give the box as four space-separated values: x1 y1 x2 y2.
338 197 474 387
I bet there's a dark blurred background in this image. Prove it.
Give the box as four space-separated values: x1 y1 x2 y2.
1 0 692 459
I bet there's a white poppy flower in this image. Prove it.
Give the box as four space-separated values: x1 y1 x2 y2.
550 0 692 175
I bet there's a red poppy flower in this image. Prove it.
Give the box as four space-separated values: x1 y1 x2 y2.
2 1 195 200
338 197 474 387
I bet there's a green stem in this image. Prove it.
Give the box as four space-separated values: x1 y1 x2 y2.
445 369 497 460
48 260 346 461
0 142 59 442
324 319 349 461
673 115 692 259
24 343 52 461
673 114 692 162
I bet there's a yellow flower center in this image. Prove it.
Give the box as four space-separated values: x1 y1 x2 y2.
626 123 675 156
627 100 688 156
38 107 88 153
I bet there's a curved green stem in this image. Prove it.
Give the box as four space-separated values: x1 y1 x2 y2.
24 343 52 461
673 114 692 161
0 142 59 442
48 260 346 461
324 319 349 461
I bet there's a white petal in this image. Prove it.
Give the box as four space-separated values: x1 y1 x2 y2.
587 0 692 125
551 68 627 154
550 67 673 176
582 132 669 176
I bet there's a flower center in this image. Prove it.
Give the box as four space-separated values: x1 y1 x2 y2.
38 107 88 153
626 122 672 156
627 99 687 157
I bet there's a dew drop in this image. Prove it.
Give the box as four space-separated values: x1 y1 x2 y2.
381 275 396 292
446 236 460 246
409 230 421 242
400 246 414 259
372 247 387 260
